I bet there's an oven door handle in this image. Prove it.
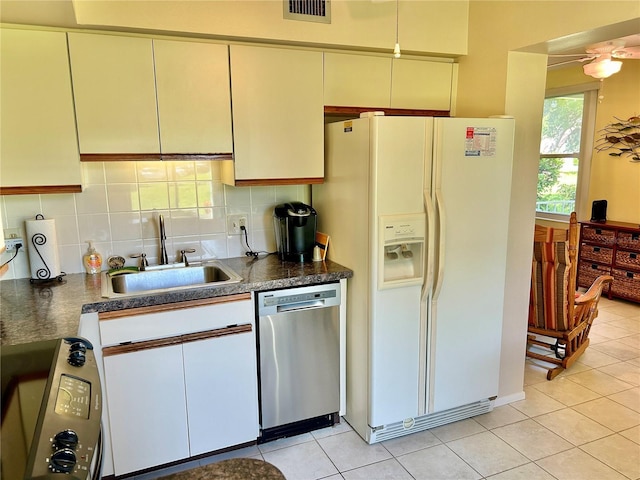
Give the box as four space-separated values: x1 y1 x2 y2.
92 426 104 480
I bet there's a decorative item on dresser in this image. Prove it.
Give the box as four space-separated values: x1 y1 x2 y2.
578 219 640 304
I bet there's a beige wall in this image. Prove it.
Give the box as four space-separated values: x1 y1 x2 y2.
459 2 639 117
546 61 640 225
71 0 468 56
499 51 549 403
460 2 639 403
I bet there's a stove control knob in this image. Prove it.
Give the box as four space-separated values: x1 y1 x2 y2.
54 429 79 450
69 342 87 354
50 448 76 473
68 349 86 367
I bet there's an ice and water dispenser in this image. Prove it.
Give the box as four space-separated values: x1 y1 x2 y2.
378 214 425 289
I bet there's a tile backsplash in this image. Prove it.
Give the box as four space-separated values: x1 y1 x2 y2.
0 161 309 279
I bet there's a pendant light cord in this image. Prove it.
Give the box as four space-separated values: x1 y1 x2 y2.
394 0 401 58
396 0 399 44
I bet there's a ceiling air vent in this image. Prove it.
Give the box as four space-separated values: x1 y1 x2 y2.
283 0 331 24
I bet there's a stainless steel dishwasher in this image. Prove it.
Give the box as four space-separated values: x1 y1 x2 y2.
257 282 341 442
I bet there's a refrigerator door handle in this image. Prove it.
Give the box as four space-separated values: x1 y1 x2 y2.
433 190 446 301
423 190 436 298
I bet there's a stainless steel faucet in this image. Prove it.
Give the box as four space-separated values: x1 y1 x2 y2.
180 248 196 267
159 214 169 265
130 252 148 271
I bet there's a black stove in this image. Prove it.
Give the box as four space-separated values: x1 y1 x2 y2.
1 337 103 479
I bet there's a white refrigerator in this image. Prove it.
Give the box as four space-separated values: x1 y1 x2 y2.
312 113 514 443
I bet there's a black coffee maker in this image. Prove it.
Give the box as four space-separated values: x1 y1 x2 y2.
273 202 317 262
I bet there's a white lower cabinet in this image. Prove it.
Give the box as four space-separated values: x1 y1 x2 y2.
99 295 258 476
184 328 259 455
103 344 190 474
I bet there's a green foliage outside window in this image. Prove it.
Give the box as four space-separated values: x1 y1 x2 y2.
537 93 584 214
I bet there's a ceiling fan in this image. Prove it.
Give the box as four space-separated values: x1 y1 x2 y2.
549 40 640 79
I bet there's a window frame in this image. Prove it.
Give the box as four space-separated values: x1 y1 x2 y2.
536 82 599 223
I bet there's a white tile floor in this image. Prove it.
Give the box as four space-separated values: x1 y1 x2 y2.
136 296 640 480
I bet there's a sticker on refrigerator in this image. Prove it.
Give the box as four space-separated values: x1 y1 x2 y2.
465 127 497 157
344 121 353 133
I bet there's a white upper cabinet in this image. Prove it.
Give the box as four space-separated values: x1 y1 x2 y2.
153 40 233 155
391 59 453 111
68 33 233 157
0 28 81 191
323 52 454 112
324 53 392 107
68 33 160 154
226 45 324 185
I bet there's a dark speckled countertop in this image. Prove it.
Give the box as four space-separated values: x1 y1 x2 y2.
1 255 352 346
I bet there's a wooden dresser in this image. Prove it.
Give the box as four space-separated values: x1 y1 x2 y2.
578 219 640 304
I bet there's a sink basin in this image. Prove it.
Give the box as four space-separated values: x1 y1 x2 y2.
101 261 242 298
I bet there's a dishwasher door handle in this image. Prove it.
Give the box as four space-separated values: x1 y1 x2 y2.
276 299 326 313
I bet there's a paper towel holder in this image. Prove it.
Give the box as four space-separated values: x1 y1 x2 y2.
28 213 66 285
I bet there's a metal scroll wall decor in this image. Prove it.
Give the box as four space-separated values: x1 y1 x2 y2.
595 116 640 162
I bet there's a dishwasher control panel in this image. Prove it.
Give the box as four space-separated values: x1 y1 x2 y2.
257 283 341 315
262 289 335 307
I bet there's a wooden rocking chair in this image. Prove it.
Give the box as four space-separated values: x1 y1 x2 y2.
526 212 613 380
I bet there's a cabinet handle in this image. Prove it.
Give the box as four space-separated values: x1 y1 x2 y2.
627 272 635 279
181 324 252 345
593 247 600 252
103 324 252 356
631 253 637 259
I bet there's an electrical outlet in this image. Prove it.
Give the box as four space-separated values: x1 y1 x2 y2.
5 237 24 250
227 215 248 235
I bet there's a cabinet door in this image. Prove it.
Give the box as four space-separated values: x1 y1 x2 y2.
391 59 453 110
68 33 160 154
183 324 259 455
229 45 324 183
324 53 392 108
0 29 81 189
154 40 233 154
103 345 189 475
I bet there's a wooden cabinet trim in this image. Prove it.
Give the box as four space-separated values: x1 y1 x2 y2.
159 153 233 161
103 335 182 356
233 177 324 187
80 153 233 162
0 185 83 195
98 293 251 321
102 324 253 357
324 106 450 117
81 153 160 162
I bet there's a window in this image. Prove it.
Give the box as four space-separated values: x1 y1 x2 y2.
537 84 598 220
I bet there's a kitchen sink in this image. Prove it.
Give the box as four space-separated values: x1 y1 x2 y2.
101 261 242 298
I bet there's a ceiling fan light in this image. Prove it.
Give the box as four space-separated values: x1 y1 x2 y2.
583 58 623 79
